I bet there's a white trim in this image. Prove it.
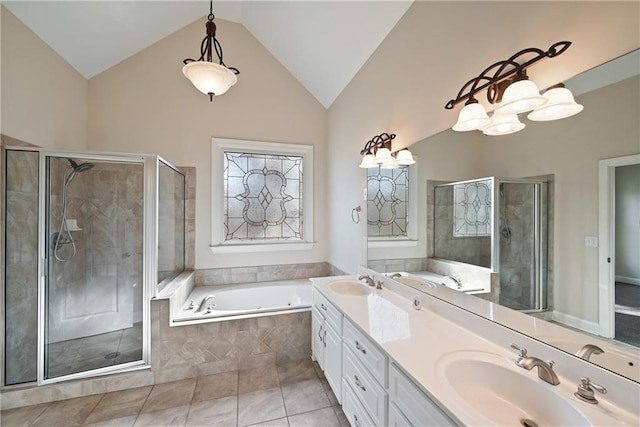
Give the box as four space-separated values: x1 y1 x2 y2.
552 310 600 336
210 242 315 254
598 154 640 338
211 138 314 253
368 239 418 248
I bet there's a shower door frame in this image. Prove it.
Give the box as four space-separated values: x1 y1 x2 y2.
495 178 547 313
33 149 157 385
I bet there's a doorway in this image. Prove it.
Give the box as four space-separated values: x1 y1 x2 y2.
598 154 640 346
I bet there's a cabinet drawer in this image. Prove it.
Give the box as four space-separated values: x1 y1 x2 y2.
342 378 376 427
313 288 342 332
343 347 387 426
388 363 456 427
343 319 387 386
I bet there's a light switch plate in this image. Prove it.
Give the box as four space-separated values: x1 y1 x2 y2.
585 236 599 247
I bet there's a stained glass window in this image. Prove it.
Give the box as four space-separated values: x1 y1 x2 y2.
367 166 409 238
453 180 492 236
223 152 303 241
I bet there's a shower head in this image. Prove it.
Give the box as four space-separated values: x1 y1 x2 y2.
68 158 95 173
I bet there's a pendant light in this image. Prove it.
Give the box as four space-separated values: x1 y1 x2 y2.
182 0 239 101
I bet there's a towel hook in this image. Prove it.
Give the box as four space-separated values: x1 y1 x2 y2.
352 206 362 224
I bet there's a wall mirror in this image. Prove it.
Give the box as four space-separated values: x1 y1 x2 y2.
367 49 640 382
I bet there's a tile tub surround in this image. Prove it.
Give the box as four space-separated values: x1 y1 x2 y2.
0 359 348 427
194 262 333 287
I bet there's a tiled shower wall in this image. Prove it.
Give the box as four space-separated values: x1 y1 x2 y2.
432 184 492 268
48 160 144 342
4 149 40 385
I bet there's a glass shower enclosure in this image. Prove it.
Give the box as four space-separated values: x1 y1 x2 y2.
3 147 185 385
433 177 548 312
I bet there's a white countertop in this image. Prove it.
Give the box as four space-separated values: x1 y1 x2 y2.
311 274 640 427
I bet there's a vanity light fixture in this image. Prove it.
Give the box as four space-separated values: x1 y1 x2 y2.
182 0 239 101
445 41 582 136
359 133 415 169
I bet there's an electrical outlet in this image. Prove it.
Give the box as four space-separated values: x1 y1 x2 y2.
584 236 599 247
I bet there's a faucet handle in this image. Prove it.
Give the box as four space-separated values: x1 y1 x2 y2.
510 343 528 362
575 377 607 404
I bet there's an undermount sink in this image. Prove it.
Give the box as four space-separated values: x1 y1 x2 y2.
329 280 372 296
438 352 591 427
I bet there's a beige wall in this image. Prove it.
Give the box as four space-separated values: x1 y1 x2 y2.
327 1 639 274
88 17 327 269
1 7 88 149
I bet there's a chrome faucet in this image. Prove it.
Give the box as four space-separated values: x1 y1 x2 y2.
518 357 561 385
388 272 402 279
575 344 604 361
511 343 560 385
358 274 382 289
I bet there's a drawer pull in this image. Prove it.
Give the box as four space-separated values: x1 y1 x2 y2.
354 375 366 392
323 329 327 347
320 303 328 311
353 414 360 427
318 325 323 340
355 340 367 354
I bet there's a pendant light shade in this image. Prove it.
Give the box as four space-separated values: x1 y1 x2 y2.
482 113 525 136
375 147 392 164
182 62 237 98
494 79 546 114
395 149 416 165
381 157 399 169
452 102 491 132
527 86 584 121
359 153 377 168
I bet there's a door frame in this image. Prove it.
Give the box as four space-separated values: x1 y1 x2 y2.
598 154 640 338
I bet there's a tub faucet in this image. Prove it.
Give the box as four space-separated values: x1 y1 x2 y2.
575 344 604 361
358 275 382 289
388 272 402 279
517 356 561 385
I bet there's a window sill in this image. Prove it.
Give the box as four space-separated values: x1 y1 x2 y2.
368 239 418 248
209 242 315 254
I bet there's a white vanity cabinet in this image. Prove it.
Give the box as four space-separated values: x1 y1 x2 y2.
312 288 342 402
342 318 388 426
388 363 456 426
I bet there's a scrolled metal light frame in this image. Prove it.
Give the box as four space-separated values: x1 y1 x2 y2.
444 41 571 110
360 132 396 155
182 0 240 75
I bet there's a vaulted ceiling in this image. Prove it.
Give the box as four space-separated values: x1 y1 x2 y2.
3 1 413 108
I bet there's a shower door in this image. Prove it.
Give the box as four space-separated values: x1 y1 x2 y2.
497 180 548 312
44 155 145 379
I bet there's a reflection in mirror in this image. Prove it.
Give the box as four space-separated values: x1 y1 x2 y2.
367 50 640 382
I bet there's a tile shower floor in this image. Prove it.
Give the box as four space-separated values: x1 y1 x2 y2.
1 359 348 427
48 323 143 378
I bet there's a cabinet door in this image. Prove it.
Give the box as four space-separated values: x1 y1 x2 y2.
324 323 342 404
388 402 411 427
312 308 325 368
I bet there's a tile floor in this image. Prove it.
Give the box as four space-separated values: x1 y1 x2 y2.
1 359 348 427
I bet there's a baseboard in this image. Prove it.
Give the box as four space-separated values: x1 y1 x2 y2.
551 311 599 335
615 275 640 286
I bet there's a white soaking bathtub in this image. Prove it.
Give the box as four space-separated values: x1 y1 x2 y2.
173 279 312 323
